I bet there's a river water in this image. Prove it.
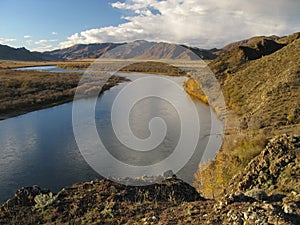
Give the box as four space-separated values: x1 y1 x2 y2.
0 66 223 203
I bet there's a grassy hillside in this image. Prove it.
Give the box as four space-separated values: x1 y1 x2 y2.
224 38 300 129
208 37 286 82
194 32 300 198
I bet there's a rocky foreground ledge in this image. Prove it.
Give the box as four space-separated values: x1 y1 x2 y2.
0 135 299 224
0 179 299 224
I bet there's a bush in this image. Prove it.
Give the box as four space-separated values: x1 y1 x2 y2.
34 192 58 210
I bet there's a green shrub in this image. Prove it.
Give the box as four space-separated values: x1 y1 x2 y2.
34 192 58 210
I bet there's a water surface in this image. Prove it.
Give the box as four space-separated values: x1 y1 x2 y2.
16 65 86 73
0 67 222 203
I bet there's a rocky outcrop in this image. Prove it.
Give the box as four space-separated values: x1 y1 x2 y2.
230 134 300 194
219 191 300 225
0 176 204 224
2 175 300 224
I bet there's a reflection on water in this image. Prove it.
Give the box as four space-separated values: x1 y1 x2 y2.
0 71 222 203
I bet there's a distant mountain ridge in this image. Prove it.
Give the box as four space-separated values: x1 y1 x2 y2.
43 43 124 60
0 45 57 61
0 41 219 61
1 34 298 61
100 40 217 60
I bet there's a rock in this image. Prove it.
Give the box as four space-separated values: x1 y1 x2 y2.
244 189 268 201
268 193 286 202
283 203 297 214
282 194 300 215
163 170 174 178
231 135 300 194
225 192 255 204
13 185 50 206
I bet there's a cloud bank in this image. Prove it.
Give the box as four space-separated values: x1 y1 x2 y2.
58 0 299 49
0 38 16 45
32 39 58 52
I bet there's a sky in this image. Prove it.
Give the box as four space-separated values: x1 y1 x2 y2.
0 0 299 52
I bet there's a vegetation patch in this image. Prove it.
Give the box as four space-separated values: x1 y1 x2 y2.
120 61 188 76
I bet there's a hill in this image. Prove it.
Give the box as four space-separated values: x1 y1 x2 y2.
0 45 56 61
194 32 300 200
222 34 300 129
208 37 287 82
220 35 280 53
208 32 300 83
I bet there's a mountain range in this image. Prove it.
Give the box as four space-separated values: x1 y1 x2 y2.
0 45 56 61
0 33 298 62
0 38 262 62
0 40 219 61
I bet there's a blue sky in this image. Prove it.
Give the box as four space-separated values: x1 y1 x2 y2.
0 0 126 51
0 0 299 51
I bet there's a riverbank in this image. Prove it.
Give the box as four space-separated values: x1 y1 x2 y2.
0 60 58 69
0 60 210 120
0 68 128 120
57 60 211 105
183 78 209 105
58 61 188 76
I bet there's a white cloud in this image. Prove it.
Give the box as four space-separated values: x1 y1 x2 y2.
32 39 58 52
0 38 16 45
24 35 32 39
25 40 32 45
31 45 55 52
59 0 300 49
51 31 58 35
35 39 57 45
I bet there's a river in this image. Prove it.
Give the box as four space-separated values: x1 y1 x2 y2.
0 66 223 203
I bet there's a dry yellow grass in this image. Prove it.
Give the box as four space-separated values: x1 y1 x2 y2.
194 35 300 198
